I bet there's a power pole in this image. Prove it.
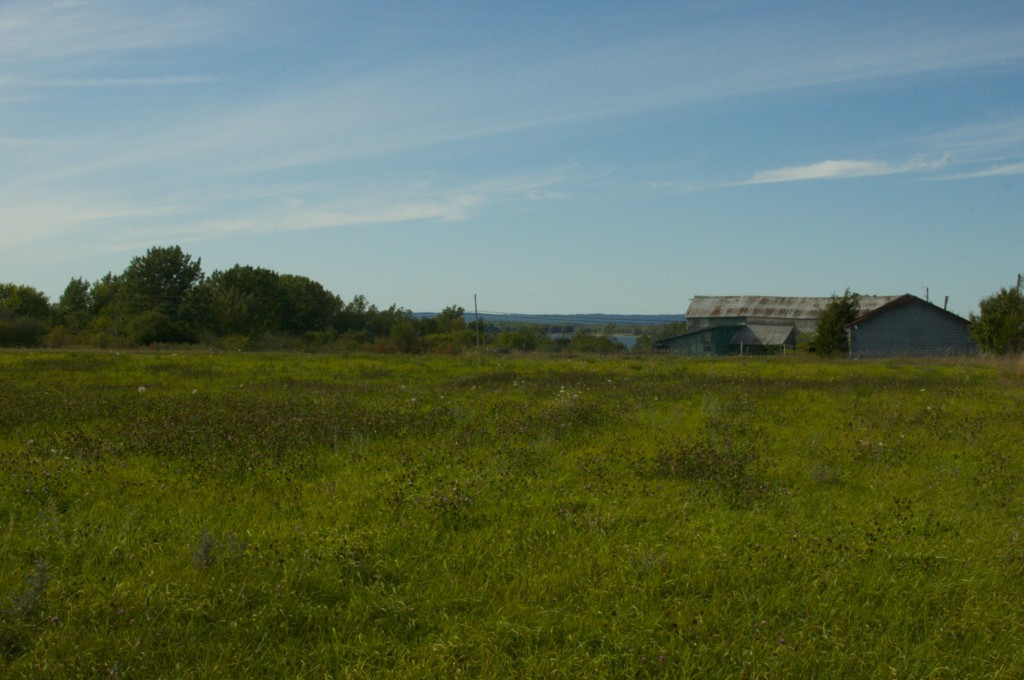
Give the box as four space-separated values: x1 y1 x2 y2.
1017 273 1022 294
474 294 480 349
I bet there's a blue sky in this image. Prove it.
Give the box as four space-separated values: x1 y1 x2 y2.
2 1 1023 316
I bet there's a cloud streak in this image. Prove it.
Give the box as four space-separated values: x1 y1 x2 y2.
741 157 947 185
0 164 587 267
35 75 219 88
931 162 1024 181
0 1 229 63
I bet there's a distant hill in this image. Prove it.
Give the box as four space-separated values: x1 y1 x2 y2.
414 312 685 327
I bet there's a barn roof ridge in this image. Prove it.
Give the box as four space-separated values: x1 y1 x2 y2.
687 294 900 320
845 293 971 328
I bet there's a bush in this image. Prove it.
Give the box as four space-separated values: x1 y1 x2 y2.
970 286 1024 355
813 289 859 357
569 333 626 354
0 318 49 347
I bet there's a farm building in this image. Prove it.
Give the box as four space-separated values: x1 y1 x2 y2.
685 295 898 335
845 294 976 357
654 293 977 357
654 323 799 356
655 294 898 356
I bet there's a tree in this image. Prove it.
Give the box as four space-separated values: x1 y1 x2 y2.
813 289 860 357
55 277 93 331
569 331 626 354
496 325 551 352
277 274 342 335
389 320 420 353
970 286 1024 354
120 246 205 343
0 283 50 346
434 305 466 333
363 304 412 340
0 283 51 320
206 265 284 337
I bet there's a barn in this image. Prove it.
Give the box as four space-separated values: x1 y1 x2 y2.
655 295 898 356
845 294 976 357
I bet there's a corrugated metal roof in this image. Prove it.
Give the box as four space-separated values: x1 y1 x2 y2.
730 324 796 346
845 294 971 328
686 295 900 320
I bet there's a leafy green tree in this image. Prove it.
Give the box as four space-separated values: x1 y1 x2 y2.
569 331 626 354
89 273 119 315
496 325 551 352
337 295 373 334
120 246 205 343
363 304 412 340
970 286 1024 354
55 277 93 331
434 305 466 333
0 317 49 346
278 274 342 335
0 283 51 320
0 283 50 346
813 289 860 357
207 265 284 337
83 273 125 345
419 306 473 353
389 320 420 353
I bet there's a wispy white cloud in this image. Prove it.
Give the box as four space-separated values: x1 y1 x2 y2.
923 117 1024 155
931 162 1024 181
741 157 947 185
0 1 229 63
0 0 234 116
0 165 584 266
34 75 220 88
250 166 589 235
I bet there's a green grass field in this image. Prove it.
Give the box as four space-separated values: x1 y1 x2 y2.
2 350 1023 677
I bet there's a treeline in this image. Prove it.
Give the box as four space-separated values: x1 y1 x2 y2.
0 245 682 353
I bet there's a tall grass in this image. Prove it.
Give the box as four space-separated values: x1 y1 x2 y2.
1 350 1022 676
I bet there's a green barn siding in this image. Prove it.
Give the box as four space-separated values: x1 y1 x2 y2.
848 298 976 357
656 326 739 356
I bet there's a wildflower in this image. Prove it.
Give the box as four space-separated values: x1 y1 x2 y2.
138 386 146 393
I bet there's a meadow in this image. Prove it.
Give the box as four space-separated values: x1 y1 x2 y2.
1 350 1023 677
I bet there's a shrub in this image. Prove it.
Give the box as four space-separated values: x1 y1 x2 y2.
0 318 49 347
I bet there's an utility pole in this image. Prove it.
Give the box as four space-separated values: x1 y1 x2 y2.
1017 273 1022 294
474 294 480 349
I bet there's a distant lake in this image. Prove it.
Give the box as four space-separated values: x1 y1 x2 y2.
610 335 639 350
